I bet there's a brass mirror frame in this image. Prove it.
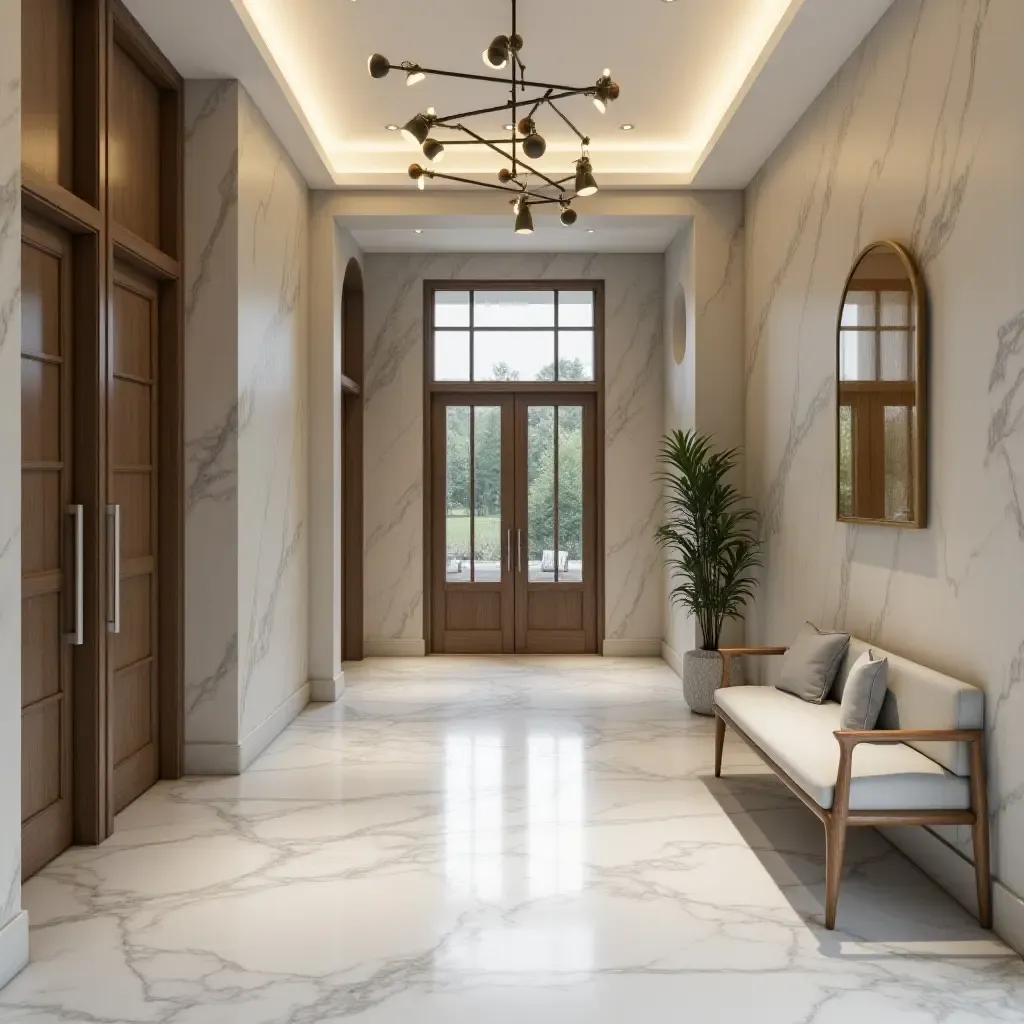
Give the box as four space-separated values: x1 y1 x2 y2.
835 240 927 528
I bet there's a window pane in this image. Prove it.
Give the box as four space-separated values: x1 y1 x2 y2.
838 405 853 518
474 331 555 382
436 331 470 381
435 291 470 327
841 291 875 328
557 406 584 582
472 406 502 583
474 290 554 327
880 329 912 381
557 331 594 381
884 406 913 522
446 407 471 582
880 289 910 327
558 291 593 327
527 406 555 582
840 330 876 381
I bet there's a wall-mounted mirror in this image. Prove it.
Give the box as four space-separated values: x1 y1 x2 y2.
836 241 926 527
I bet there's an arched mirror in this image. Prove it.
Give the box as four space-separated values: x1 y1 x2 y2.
836 241 926 527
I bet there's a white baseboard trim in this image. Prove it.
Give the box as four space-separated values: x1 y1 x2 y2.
184 683 311 776
602 638 662 657
364 639 426 657
310 670 345 703
661 641 684 678
883 826 1024 956
0 910 29 991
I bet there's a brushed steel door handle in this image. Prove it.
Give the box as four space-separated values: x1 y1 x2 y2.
506 529 512 573
517 528 522 573
107 504 121 634
65 505 83 646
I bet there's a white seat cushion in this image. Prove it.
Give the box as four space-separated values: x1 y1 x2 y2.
714 686 970 812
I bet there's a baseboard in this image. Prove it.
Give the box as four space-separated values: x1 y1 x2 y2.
364 639 426 657
602 638 662 657
882 826 1024 956
661 641 684 678
0 910 28 990
184 683 310 776
310 670 345 703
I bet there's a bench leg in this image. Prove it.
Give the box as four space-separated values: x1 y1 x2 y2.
714 715 725 778
969 739 993 929
824 814 848 930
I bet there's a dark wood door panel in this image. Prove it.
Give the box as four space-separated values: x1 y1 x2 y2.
109 265 160 813
21 216 75 878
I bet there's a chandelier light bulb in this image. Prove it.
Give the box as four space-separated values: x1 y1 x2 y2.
406 67 426 86
367 53 390 78
422 138 445 163
593 97 606 114
417 176 425 191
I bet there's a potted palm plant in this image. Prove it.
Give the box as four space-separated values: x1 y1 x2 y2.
656 430 763 715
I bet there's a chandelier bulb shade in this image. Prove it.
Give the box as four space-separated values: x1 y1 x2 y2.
408 162 424 179
559 207 578 227
483 34 510 69
517 116 535 136
422 138 445 163
522 132 546 159
405 67 426 86
498 168 514 184
514 201 534 235
367 53 390 79
575 159 598 197
401 113 431 147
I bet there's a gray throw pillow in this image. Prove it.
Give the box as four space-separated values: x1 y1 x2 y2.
778 623 851 704
840 649 889 730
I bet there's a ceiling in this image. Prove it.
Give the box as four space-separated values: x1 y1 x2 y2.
125 0 895 192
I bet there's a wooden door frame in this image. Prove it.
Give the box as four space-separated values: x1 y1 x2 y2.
341 258 364 662
421 280 606 654
20 0 184 851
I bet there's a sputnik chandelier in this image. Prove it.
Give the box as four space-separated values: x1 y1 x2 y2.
366 0 620 234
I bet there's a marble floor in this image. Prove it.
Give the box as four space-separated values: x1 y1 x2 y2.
2 657 1023 1023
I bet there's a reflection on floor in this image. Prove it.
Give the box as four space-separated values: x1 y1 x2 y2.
2 657 1022 1022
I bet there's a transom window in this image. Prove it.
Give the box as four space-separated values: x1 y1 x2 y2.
431 287 596 383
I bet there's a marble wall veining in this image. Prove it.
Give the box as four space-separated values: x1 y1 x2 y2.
183 82 310 772
361 253 664 655
745 0 1024 945
0 0 27 987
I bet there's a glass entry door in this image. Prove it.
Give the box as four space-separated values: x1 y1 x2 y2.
430 393 597 654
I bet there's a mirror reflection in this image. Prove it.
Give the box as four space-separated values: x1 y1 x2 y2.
837 242 926 526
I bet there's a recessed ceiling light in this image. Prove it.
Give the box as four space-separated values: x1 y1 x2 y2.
503 123 515 131
586 228 595 233
385 124 399 131
619 123 635 131
414 229 423 234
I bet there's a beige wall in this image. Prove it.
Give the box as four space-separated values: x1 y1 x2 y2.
745 0 1024 945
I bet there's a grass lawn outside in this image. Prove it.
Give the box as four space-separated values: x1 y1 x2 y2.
447 514 501 559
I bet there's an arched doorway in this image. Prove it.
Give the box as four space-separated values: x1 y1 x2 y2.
341 258 364 661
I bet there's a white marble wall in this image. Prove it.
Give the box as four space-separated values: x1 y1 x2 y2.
184 82 310 769
0 0 27 986
662 194 747 663
362 253 664 653
236 89 309 740
183 81 240 748
745 0 1024 933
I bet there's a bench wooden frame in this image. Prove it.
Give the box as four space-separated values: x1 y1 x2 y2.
712 647 992 931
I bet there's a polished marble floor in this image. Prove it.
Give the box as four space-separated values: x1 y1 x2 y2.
2 657 1023 1022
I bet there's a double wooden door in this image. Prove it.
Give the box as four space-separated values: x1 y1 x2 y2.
431 393 598 654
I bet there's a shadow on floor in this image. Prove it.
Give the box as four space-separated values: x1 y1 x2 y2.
703 772 1019 961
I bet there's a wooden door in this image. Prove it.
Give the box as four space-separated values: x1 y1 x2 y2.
431 395 515 653
108 263 160 813
514 395 598 654
21 216 76 877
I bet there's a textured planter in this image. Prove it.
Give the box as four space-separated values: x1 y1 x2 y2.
682 649 741 716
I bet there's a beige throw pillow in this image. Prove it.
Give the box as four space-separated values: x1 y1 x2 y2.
778 623 851 704
840 649 889 730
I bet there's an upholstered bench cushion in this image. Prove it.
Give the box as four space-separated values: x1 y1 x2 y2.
714 686 970 812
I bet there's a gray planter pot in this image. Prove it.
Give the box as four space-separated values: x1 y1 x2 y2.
682 649 742 716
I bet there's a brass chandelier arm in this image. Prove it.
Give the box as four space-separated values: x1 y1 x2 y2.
452 123 566 193
425 170 555 204
432 89 588 126
545 99 589 145
385 62 587 94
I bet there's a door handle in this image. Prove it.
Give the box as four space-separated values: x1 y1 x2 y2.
517 528 522 573
65 505 83 646
506 529 512 573
107 504 121 634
